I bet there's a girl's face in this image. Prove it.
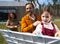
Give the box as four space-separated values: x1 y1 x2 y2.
41 11 52 23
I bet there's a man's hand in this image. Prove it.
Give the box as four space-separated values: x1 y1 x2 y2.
33 21 40 26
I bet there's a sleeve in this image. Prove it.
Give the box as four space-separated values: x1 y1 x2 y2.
54 24 59 32
21 17 34 32
33 24 42 35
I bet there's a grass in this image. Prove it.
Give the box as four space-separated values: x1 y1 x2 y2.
0 23 8 29
0 17 60 44
0 23 8 44
0 23 21 44
0 33 7 44
54 21 60 29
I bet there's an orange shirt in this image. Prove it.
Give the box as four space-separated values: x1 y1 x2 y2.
21 13 41 33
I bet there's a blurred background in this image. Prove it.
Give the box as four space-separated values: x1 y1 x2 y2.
0 0 60 44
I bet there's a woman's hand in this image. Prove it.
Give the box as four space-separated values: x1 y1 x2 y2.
7 25 17 28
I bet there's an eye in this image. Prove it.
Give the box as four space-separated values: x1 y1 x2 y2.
42 16 49 18
42 16 44 17
26 7 32 9
45 16 49 18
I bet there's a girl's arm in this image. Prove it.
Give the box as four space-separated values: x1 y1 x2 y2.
6 20 10 28
54 24 59 32
54 24 60 37
33 24 42 35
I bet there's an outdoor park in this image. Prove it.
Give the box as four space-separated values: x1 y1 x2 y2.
0 0 60 44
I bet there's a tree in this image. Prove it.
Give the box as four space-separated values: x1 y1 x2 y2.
27 0 36 6
36 0 42 14
14 0 20 2
52 0 57 5
52 0 57 16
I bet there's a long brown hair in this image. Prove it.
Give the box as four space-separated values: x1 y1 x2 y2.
8 12 17 20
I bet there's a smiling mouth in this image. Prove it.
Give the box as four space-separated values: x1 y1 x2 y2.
44 20 48 22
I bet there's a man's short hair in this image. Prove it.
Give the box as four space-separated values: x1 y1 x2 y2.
25 3 34 8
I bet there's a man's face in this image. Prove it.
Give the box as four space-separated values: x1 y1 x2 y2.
26 4 34 13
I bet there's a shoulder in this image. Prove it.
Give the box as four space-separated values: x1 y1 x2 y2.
34 23 42 32
53 24 58 28
51 22 57 27
36 23 42 28
7 19 9 21
21 14 29 20
53 23 59 31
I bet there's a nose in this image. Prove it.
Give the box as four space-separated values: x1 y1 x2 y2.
44 17 47 20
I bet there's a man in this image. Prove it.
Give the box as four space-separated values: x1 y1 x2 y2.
21 3 41 33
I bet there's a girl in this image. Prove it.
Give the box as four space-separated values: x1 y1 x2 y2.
6 12 19 31
33 6 59 37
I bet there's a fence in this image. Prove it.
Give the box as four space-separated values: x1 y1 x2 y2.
0 29 60 44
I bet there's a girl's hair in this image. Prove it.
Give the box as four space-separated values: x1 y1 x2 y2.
8 12 17 20
25 3 34 8
40 5 53 16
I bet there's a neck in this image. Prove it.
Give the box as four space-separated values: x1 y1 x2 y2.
42 21 51 24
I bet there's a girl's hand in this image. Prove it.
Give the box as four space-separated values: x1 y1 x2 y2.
55 31 60 37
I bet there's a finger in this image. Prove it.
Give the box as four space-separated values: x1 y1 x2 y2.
55 33 58 37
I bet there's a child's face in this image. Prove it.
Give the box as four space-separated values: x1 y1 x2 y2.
41 11 52 23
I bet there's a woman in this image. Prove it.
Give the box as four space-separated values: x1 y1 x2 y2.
6 12 19 31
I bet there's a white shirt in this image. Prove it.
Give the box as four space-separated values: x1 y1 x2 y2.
33 22 59 35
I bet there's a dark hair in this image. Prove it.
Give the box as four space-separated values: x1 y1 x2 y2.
8 12 17 20
40 5 53 16
25 3 34 8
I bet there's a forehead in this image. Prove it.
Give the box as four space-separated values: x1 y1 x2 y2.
41 11 50 16
26 4 32 8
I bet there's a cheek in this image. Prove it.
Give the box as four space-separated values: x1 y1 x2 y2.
26 9 30 11
48 17 51 20
41 17 43 20
31 9 34 11
41 17 47 20
42 18 49 22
